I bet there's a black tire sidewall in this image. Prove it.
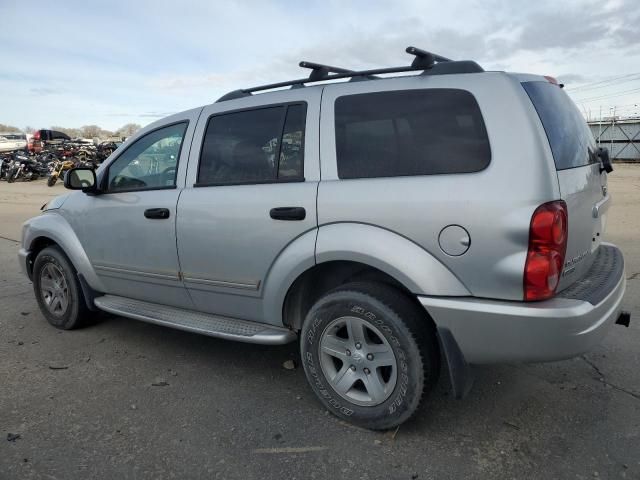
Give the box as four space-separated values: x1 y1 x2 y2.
301 288 426 429
33 247 82 329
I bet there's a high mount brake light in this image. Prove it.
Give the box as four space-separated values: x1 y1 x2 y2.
544 75 565 88
524 201 568 301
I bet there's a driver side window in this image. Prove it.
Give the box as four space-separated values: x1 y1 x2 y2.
107 122 187 192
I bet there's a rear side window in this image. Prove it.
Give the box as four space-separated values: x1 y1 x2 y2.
51 131 70 140
334 89 490 179
522 81 597 170
197 103 306 186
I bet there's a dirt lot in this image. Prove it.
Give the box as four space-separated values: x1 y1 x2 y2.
1 168 639 479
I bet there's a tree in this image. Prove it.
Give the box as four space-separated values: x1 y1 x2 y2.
116 123 142 137
0 124 21 133
24 126 35 134
80 125 102 138
51 126 81 137
98 128 114 138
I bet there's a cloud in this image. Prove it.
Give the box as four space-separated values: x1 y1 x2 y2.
29 87 62 96
1 0 639 128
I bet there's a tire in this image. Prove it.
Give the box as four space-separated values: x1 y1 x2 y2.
32 246 91 330
7 171 15 183
300 282 440 430
47 175 57 187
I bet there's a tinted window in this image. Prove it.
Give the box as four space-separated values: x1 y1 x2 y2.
51 131 70 140
335 89 490 179
198 104 306 185
522 81 597 170
278 104 306 179
107 122 187 192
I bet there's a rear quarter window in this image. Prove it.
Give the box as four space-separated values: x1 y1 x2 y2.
334 89 491 179
522 81 597 170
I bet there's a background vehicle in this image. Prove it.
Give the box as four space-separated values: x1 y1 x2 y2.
0 153 16 179
47 158 76 186
6 151 47 182
29 129 71 153
0 132 27 152
18 47 629 430
96 141 121 163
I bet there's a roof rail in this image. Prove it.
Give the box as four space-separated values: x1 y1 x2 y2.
216 46 483 102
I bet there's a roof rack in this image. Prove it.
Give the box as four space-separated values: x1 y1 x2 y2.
216 46 483 102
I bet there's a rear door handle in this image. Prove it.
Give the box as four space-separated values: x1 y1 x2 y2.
270 207 306 221
144 208 170 219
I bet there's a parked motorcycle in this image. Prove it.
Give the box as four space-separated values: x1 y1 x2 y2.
7 152 48 182
47 158 76 186
0 154 15 180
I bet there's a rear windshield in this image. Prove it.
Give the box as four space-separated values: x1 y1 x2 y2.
334 89 491 179
522 81 597 170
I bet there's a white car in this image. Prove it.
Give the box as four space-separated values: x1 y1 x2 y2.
0 132 27 153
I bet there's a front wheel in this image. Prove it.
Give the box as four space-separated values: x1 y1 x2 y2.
300 282 440 430
32 246 91 330
47 175 58 187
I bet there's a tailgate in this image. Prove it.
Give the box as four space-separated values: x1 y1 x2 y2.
522 80 609 291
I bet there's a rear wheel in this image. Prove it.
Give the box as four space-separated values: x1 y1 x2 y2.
300 282 440 430
32 246 91 329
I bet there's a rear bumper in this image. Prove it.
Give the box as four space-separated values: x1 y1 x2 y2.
419 244 627 364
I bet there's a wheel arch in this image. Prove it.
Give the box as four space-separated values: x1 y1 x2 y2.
262 222 470 329
22 213 105 293
282 260 431 332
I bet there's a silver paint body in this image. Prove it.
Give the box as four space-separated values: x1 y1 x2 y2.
19 71 626 362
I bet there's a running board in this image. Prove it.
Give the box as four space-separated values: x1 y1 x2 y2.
93 295 297 345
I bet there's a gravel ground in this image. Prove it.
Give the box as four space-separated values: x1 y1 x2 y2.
0 167 639 479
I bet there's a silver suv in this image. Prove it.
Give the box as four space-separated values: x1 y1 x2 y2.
19 47 629 429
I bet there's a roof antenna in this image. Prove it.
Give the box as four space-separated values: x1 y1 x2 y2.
406 46 452 69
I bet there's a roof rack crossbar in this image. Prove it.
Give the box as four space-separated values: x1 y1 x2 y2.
241 65 419 95
405 46 451 69
215 46 482 102
299 61 355 81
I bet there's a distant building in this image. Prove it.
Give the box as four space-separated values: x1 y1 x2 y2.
588 118 640 162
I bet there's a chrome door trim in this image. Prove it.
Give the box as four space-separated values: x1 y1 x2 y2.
93 263 180 281
182 275 260 291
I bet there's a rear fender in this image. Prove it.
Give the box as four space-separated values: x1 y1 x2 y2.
315 223 471 296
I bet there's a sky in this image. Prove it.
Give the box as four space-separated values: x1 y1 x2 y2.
1 0 639 131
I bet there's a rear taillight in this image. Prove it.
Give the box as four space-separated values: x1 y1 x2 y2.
524 201 568 301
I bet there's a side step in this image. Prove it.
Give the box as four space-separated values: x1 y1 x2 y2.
93 295 297 345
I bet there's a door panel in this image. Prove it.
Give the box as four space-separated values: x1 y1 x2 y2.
64 189 192 308
64 109 202 308
556 164 608 289
177 89 321 323
176 182 317 320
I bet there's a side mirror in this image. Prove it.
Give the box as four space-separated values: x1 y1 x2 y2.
64 167 97 192
597 147 613 174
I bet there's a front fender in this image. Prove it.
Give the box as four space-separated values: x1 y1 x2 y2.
20 211 105 292
315 223 470 296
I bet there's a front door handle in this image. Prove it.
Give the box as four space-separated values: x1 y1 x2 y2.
270 207 306 221
144 208 170 220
